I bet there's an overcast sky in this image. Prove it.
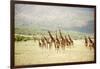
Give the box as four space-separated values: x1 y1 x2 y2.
15 4 95 33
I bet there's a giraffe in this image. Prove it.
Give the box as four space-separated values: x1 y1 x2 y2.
65 35 70 46
41 37 46 48
88 36 94 50
43 36 51 49
55 31 60 51
68 34 74 46
59 29 66 50
84 36 88 47
48 31 56 48
38 39 42 48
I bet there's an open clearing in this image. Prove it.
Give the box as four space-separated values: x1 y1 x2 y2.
15 39 94 66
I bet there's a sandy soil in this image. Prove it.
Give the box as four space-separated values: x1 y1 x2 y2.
15 40 94 66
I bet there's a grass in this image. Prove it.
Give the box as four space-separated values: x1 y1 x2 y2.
15 39 94 66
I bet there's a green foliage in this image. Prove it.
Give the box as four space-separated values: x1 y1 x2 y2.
15 35 31 41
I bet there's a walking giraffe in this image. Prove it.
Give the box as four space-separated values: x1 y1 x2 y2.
48 31 55 48
43 36 51 49
59 29 66 50
88 36 94 50
84 36 88 47
55 31 60 51
65 35 70 46
68 34 74 46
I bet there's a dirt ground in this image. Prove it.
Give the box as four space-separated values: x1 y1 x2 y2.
15 39 94 66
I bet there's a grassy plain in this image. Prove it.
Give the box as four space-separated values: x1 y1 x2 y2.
15 39 94 66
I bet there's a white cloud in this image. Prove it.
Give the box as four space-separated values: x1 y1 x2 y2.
15 4 94 29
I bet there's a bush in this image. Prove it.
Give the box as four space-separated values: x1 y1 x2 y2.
15 35 31 41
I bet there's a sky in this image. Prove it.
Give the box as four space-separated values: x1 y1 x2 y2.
15 4 95 34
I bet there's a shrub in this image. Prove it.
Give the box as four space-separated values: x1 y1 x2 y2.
15 35 31 41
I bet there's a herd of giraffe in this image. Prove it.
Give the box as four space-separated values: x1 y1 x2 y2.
38 30 73 51
34 30 95 51
84 36 95 50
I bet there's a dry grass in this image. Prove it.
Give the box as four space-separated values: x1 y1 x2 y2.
15 39 94 66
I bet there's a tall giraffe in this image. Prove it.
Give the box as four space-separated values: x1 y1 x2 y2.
43 36 51 49
41 37 46 48
48 31 55 48
84 36 88 47
59 29 66 50
65 35 70 46
88 36 94 49
55 31 60 51
68 34 73 45
38 39 42 48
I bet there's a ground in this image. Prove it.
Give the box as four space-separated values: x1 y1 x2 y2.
15 39 94 66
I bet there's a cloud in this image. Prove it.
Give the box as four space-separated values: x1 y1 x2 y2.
15 4 94 33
